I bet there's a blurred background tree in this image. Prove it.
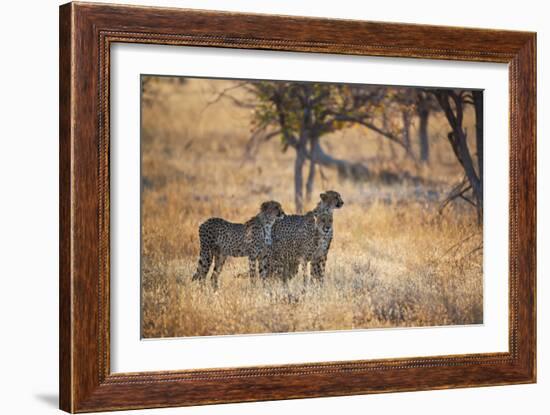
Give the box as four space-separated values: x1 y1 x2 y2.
197 79 483 222
431 89 483 223
236 82 418 212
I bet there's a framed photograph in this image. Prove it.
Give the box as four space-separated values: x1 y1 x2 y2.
59 2 536 412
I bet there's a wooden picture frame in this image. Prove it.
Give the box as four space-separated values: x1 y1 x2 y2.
59 2 536 412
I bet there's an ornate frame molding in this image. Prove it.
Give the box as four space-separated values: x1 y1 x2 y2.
60 2 536 412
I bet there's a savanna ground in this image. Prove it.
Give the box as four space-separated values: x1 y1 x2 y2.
141 77 483 338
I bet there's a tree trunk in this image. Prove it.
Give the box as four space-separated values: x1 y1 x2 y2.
294 145 306 213
382 112 397 159
402 110 411 155
472 90 484 223
449 130 481 223
305 137 318 203
418 108 430 163
435 91 482 225
453 130 482 200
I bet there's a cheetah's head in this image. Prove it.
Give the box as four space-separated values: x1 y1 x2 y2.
260 200 286 221
314 212 333 235
320 190 344 209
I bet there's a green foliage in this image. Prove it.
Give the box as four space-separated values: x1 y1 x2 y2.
246 81 350 146
244 81 424 152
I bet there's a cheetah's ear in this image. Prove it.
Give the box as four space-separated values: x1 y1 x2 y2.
260 201 271 212
320 192 328 202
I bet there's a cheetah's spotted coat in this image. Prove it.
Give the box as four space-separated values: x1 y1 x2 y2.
191 201 285 288
267 191 344 282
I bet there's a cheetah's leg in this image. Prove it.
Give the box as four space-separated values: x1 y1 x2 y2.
288 260 299 280
281 257 293 282
311 257 326 284
192 245 212 282
258 250 272 280
272 257 283 280
248 256 258 279
319 257 327 279
211 254 227 290
301 259 310 287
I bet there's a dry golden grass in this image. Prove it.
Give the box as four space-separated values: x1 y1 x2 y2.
141 77 483 338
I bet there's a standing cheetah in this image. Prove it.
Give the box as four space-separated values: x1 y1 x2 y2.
191 201 285 288
307 211 334 282
293 210 334 283
267 190 343 282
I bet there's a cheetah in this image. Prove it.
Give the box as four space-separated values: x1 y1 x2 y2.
267 190 343 282
295 210 334 283
191 201 285 289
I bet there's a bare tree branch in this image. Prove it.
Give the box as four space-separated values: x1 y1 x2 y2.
201 81 256 115
438 177 472 213
330 114 415 158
